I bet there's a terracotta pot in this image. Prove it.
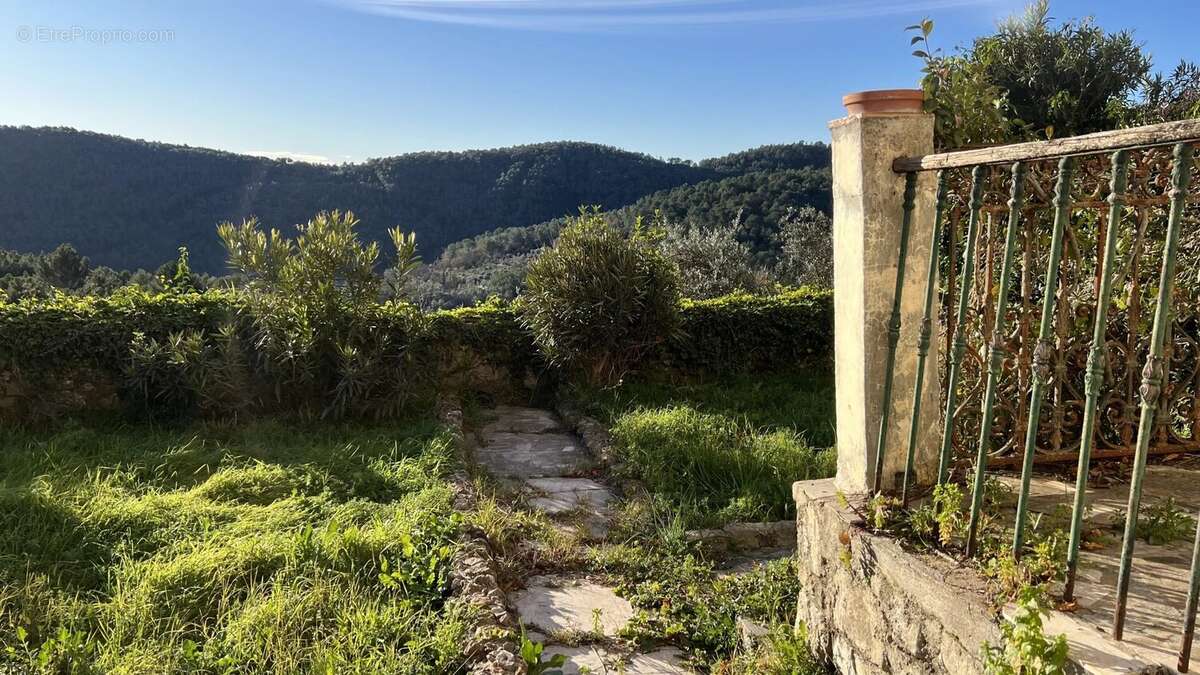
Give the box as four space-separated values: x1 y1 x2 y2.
842 89 925 115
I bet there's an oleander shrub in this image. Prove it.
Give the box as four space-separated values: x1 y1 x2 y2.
522 207 682 385
216 211 428 419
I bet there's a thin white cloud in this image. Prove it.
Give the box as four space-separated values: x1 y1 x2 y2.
245 150 337 164
334 0 998 31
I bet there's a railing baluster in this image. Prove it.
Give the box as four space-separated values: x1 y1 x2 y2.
872 171 919 494
902 171 948 505
1113 142 1194 640
938 166 987 484
1012 157 1075 558
1063 149 1129 601
1181 512 1200 672
965 161 1027 558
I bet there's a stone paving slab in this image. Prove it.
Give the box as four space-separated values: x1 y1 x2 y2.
475 432 594 478
527 477 617 541
538 644 691 674
480 406 564 435
539 644 606 674
986 472 1200 672
621 648 691 673
525 477 616 515
512 576 634 636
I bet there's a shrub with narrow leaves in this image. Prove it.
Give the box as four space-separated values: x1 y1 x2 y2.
216 210 425 418
521 207 682 385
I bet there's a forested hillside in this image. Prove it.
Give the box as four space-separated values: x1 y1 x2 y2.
411 164 832 308
698 142 830 174
0 127 739 273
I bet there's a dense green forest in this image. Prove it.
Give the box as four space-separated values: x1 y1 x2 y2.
0 126 829 275
410 164 832 308
696 142 830 174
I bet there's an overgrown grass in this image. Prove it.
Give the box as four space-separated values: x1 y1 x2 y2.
586 504 825 674
610 407 834 527
579 368 835 449
576 369 836 528
0 418 469 674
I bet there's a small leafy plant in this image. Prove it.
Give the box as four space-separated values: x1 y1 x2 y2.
519 626 566 675
982 587 1069 674
1111 496 1196 545
3 625 97 675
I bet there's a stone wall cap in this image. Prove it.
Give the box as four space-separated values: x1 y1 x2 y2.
793 477 840 504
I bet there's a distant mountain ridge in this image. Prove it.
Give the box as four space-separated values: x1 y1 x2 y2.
0 129 714 272
0 126 828 274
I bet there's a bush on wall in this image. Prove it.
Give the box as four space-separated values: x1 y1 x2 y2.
215 211 428 419
521 207 682 386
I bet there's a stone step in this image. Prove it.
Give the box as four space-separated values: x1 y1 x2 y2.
525 477 615 515
526 476 617 541
480 406 565 435
513 576 634 637
715 547 795 577
539 644 691 674
475 431 594 478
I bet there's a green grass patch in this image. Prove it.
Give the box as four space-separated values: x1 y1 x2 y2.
576 367 840 526
579 369 835 449
586 534 824 674
574 369 836 529
609 406 834 528
0 418 469 674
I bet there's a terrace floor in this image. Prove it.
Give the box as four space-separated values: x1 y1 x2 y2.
1002 465 1200 673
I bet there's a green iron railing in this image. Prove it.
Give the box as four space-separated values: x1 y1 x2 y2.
877 118 1200 669
1011 156 1074 560
1062 149 1129 600
1112 142 1193 643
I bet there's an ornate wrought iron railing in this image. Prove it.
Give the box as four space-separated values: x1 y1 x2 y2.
875 117 1200 668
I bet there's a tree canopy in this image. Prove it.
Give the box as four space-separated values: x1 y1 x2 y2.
914 1 1199 149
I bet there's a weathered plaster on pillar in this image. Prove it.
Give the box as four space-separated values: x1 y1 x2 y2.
830 112 940 494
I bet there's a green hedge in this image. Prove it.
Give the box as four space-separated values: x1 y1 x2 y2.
0 289 236 371
0 287 832 416
667 287 833 373
423 298 539 376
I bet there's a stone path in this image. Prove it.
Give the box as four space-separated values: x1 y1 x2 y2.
473 405 691 674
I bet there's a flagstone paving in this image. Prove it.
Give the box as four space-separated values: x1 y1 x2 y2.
512 576 634 636
472 405 691 673
539 645 690 674
525 477 614 516
474 431 594 478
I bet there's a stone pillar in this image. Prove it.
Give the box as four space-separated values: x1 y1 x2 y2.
830 95 940 495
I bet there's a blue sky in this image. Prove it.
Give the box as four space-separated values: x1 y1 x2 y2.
1 0 1195 162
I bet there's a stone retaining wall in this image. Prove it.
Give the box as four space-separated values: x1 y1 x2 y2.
793 478 1000 674
0 344 529 425
0 367 121 422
